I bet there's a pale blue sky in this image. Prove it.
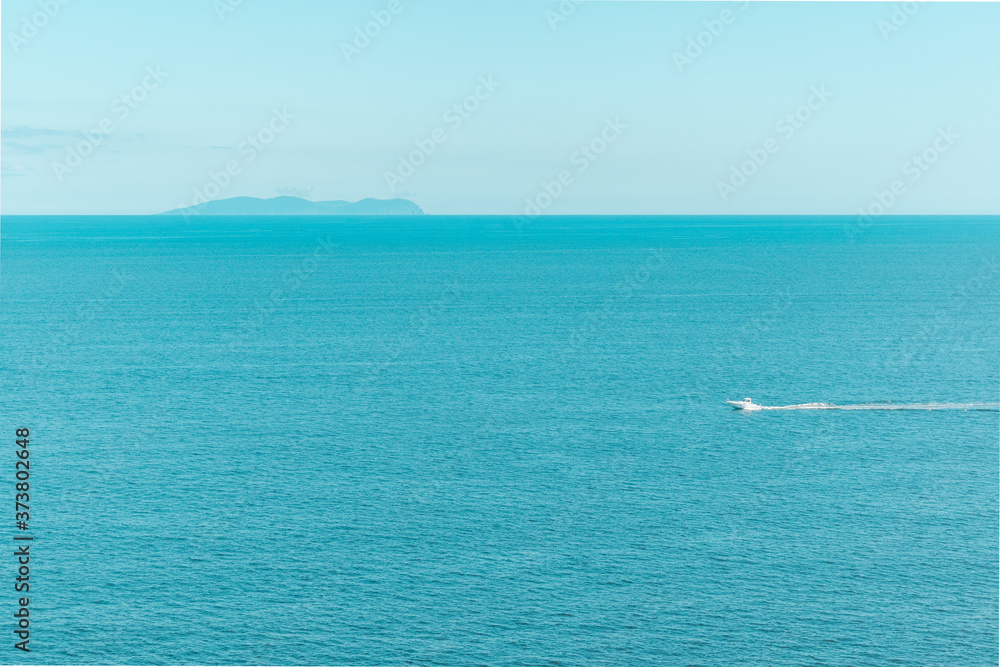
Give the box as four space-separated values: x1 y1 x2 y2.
2 0 998 215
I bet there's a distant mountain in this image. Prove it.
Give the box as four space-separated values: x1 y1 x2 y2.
161 196 423 216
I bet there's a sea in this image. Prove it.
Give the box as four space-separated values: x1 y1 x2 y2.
1 215 997 666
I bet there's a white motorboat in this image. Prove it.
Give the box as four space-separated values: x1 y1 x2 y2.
726 397 758 410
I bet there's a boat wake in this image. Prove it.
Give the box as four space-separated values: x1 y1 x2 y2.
740 402 999 412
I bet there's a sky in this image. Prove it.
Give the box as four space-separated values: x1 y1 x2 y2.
1 0 998 215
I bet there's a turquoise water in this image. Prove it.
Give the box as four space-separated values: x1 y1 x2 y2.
1 216 997 665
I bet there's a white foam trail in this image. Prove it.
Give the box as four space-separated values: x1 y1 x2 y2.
751 402 999 412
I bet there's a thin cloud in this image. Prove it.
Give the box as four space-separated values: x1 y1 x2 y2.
2 140 66 154
1 126 81 140
1 162 32 176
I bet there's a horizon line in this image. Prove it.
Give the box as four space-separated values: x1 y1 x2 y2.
3 213 999 219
